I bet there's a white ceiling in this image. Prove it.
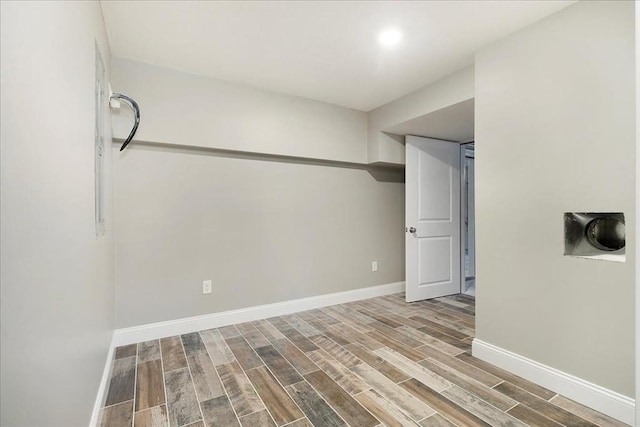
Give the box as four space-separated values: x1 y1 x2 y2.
101 1 573 112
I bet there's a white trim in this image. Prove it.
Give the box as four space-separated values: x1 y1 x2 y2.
113 282 405 346
472 339 635 425
89 332 116 427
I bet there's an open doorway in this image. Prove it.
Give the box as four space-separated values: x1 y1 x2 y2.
399 100 475 302
461 142 475 296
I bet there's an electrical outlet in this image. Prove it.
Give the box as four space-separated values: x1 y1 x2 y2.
371 261 378 272
202 280 212 294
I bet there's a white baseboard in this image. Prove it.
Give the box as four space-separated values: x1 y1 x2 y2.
472 339 635 425
89 332 116 427
113 281 405 346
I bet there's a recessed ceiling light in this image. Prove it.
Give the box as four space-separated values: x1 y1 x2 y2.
378 29 402 47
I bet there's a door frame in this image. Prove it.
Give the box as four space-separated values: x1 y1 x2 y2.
459 141 475 295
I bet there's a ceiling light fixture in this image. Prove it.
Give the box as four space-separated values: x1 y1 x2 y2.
378 28 402 47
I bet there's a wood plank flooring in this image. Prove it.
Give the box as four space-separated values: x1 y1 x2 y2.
100 293 628 427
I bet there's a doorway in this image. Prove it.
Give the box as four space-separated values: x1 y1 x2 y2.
405 136 461 302
461 142 475 296
404 136 476 302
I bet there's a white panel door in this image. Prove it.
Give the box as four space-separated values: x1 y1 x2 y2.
406 136 461 302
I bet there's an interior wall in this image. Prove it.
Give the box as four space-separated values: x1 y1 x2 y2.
111 59 404 328
114 146 404 327
111 57 368 164
475 0 634 397
636 1 640 422
0 2 115 426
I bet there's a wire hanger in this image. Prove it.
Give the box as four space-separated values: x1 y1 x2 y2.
109 89 140 151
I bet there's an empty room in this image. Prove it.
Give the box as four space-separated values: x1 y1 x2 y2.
1 1 638 426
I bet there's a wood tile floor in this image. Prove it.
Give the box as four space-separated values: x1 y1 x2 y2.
100 293 628 427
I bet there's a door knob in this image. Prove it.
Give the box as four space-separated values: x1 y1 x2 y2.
407 227 416 233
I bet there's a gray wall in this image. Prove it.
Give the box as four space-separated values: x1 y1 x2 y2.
114 146 404 327
111 57 368 164
111 60 405 328
475 0 634 397
0 1 115 426
636 1 640 422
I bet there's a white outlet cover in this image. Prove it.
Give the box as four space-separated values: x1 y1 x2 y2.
372 261 378 272
203 280 212 294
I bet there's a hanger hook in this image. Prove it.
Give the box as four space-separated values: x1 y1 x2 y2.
110 92 140 151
